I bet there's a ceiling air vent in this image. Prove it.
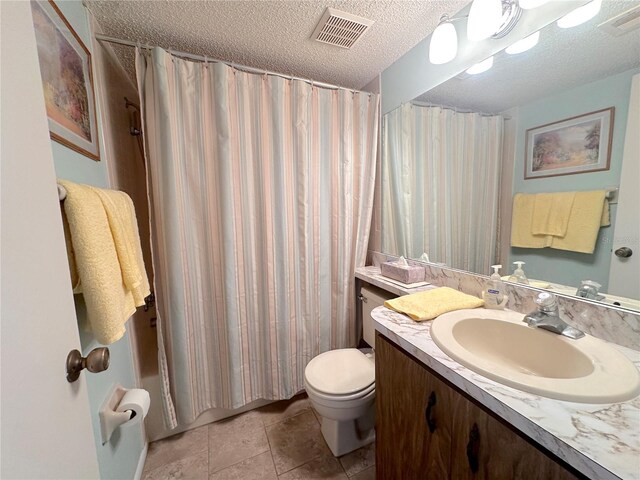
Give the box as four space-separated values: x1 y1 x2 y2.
598 4 640 37
312 7 374 49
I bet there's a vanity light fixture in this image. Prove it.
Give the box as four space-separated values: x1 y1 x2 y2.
431 0 524 66
505 30 540 54
467 0 503 41
557 0 602 29
518 0 549 9
466 56 494 74
429 15 458 64
467 0 523 41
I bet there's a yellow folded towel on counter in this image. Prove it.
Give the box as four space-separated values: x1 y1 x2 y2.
59 179 150 345
384 287 484 322
549 190 610 254
531 192 576 237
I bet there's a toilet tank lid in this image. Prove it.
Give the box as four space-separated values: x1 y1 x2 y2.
305 349 374 395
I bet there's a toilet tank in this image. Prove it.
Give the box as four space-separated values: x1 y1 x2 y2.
360 285 396 348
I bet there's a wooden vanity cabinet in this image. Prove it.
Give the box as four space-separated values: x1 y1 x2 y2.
375 331 455 479
375 333 580 480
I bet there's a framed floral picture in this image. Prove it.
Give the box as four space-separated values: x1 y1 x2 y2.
525 107 614 179
31 0 100 161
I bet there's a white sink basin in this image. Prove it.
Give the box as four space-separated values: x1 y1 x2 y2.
430 309 640 403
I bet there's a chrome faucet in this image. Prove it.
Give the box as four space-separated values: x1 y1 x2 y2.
523 293 585 339
576 280 605 301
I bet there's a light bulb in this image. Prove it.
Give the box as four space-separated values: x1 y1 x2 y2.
429 17 458 64
518 0 549 9
505 31 540 54
467 0 503 41
466 56 494 75
557 0 602 29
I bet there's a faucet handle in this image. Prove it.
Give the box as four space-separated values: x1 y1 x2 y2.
535 292 557 311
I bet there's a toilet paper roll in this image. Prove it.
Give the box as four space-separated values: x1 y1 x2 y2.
116 389 151 421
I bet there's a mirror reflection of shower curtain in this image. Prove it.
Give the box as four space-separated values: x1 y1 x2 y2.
382 104 504 274
136 47 379 429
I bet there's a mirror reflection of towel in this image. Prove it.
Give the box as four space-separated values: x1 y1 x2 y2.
511 190 610 254
550 191 610 254
511 194 549 248
531 192 576 237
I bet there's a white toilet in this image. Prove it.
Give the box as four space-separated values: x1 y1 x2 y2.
304 285 395 456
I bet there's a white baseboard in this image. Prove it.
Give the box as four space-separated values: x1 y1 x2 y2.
133 442 148 480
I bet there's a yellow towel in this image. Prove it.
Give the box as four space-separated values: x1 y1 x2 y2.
550 191 610 254
510 193 550 248
61 206 80 292
89 187 150 305
531 192 576 237
384 287 484 322
59 180 149 345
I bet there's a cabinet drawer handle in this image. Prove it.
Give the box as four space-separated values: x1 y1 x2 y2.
424 391 437 433
466 423 480 474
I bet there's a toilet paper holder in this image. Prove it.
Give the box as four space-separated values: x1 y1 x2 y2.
99 384 141 445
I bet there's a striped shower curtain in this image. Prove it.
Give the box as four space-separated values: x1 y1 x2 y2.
136 48 379 428
382 103 504 274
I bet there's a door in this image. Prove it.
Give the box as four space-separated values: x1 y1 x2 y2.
608 74 640 300
376 334 453 480
0 2 100 478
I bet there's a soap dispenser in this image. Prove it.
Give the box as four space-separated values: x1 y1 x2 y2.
508 261 529 285
483 265 509 309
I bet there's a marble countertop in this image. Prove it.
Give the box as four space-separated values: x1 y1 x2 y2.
355 265 435 296
371 305 640 480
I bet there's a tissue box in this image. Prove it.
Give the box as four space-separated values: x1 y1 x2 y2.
380 261 425 284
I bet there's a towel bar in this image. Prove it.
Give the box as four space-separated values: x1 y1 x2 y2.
58 184 67 201
605 188 618 204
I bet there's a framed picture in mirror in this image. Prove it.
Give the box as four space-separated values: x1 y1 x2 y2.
525 107 614 179
30 0 100 161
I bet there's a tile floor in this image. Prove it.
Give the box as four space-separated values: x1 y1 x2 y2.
142 393 375 480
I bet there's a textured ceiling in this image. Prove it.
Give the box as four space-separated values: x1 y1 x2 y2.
86 0 469 90
417 1 640 113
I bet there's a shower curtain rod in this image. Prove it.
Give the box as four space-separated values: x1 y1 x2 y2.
410 100 512 120
95 33 370 95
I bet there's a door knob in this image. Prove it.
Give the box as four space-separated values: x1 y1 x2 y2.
615 247 633 258
66 347 110 382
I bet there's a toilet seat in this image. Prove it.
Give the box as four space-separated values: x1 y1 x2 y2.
305 348 375 396
305 378 375 402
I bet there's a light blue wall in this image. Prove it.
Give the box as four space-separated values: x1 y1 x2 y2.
47 2 145 479
509 68 638 291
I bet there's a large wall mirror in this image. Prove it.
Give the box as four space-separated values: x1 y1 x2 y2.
381 1 640 311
